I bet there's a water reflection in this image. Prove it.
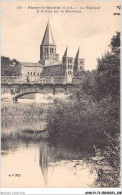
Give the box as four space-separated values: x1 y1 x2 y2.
1 136 97 187
1 102 97 188
39 143 48 187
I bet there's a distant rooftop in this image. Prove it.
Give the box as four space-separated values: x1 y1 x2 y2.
43 60 62 67
21 60 62 67
21 62 44 67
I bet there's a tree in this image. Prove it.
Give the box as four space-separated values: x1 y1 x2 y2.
1 56 22 76
73 69 98 100
110 32 120 54
96 32 120 99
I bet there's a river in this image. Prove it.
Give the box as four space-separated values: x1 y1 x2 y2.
1 94 99 188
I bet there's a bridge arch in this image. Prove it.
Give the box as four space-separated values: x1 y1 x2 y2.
13 92 38 101
8 84 72 101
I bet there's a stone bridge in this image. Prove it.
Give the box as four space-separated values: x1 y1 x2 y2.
1 83 74 101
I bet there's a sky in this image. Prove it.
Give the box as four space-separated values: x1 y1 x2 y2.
1 1 120 70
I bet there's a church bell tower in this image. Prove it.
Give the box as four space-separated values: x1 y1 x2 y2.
39 21 59 65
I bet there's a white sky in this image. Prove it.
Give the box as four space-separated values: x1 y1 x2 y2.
1 1 120 70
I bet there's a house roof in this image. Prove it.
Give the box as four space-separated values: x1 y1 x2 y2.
21 61 62 68
20 62 44 67
43 60 62 67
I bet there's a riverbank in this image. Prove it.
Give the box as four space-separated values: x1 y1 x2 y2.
45 95 120 187
1 93 120 187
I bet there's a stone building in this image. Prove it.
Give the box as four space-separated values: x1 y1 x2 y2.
21 62 44 82
21 21 85 83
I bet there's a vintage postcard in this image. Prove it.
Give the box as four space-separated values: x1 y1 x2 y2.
1 0 121 194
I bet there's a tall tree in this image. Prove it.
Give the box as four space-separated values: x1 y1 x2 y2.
96 32 120 99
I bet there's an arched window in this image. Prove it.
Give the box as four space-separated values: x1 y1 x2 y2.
80 61 83 64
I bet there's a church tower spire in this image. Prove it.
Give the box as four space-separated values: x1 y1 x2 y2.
39 20 59 65
41 21 56 46
62 47 68 59
74 48 85 73
75 47 80 59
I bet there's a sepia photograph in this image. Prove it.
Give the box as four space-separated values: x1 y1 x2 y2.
1 0 121 191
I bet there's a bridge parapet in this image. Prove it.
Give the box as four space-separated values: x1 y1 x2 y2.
1 75 72 84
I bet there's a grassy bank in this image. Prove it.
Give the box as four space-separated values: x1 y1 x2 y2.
1 102 48 122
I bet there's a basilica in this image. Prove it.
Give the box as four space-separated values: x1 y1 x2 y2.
21 21 85 83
